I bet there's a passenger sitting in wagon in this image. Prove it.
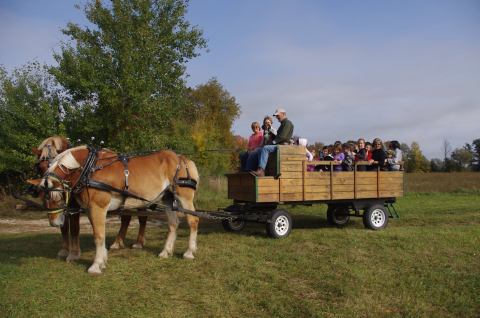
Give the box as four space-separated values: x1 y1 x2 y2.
387 140 403 171
240 121 264 171
342 143 355 171
250 108 294 177
315 145 333 171
355 138 369 171
332 144 344 171
262 115 277 145
370 138 387 171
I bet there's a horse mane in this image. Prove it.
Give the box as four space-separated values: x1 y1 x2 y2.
47 145 87 173
38 136 69 159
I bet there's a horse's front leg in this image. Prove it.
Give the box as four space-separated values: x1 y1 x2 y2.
66 213 81 262
57 220 70 259
87 203 108 275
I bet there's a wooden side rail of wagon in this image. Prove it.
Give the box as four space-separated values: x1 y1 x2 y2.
224 145 404 238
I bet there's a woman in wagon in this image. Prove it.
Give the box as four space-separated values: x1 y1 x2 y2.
370 138 387 170
355 138 369 171
240 121 264 170
250 108 294 177
262 115 277 145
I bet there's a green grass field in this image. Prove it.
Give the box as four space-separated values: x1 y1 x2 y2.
1 173 479 317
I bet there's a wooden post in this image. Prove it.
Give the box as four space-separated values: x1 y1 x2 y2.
302 160 306 201
330 162 333 200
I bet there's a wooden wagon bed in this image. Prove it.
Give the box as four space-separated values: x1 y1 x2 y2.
226 145 404 203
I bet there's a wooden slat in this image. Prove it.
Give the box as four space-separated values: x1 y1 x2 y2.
305 172 331 179
278 145 306 155
280 155 305 161
379 171 404 178
379 190 403 197
228 185 254 194
257 193 279 202
228 191 254 201
280 172 303 179
332 192 355 200
333 185 354 192
304 185 330 193
281 185 303 193
356 178 378 185
304 192 330 200
280 192 303 201
356 172 378 178
257 178 279 187
332 175 354 185
356 191 378 199
378 178 404 185
355 184 378 191
258 186 279 194
379 184 403 191
280 162 303 172
304 178 330 186
281 178 303 186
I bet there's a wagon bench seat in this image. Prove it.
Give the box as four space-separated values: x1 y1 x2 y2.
226 145 404 203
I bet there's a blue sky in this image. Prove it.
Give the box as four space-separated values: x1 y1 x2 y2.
1 0 479 158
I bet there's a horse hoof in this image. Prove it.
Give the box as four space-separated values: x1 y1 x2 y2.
158 250 171 259
183 251 195 260
88 264 102 275
131 243 144 249
57 249 69 259
110 241 124 250
66 253 81 262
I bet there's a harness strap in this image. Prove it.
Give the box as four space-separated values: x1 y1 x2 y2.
87 179 151 203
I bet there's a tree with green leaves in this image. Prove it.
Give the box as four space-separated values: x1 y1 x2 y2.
0 62 65 178
471 138 480 171
51 0 207 152
450 145 474 171
406 142 430 172
185 78 241 174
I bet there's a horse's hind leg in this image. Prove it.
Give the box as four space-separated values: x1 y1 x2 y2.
132 215 147 249
66 213 81 262
183 214 199 260
176 195 198 260
159 210 178 258
110 215 131 250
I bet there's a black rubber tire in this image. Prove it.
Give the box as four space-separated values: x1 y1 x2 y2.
222 218 246 232
326 206 350 227
266 209 292 239
363 204 389 230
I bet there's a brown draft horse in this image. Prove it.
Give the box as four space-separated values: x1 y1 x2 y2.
32 136 81 261
34 137 151 262
29 146 200 274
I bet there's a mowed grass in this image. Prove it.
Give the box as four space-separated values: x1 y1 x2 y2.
0 174 479 317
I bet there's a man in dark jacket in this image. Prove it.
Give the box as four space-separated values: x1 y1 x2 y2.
251 108 294 177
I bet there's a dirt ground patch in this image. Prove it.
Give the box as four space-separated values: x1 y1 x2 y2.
0 216 164 234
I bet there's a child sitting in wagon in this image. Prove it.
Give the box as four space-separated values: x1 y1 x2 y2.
342 143 355 171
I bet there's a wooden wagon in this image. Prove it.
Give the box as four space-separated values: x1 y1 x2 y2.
224 145 403 238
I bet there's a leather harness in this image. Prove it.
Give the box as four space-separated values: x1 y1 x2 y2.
52 146 197 210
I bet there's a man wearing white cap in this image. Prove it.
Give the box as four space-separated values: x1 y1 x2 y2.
251 108 294 177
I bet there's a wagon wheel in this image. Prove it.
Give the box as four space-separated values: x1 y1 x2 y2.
222 204 246 232
266 209 292 239
363 204 389 230
326 206 350 227
222 218 246 232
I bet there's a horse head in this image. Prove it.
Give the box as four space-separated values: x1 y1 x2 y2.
33 136 71 175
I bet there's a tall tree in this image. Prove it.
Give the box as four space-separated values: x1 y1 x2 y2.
51 0 207 151
451 145 474 171
0 62 65 177
184 78 241 173
471 138 480 171
406 142 430 172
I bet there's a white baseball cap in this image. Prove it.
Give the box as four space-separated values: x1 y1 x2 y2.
273 108 286 116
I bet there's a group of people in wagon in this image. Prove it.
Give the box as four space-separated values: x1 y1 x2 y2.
240 108 403 176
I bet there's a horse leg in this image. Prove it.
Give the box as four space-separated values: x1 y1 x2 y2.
87 205 108 275
66 213 81 262
159 210 178 258
132 215 147 249
177 197 198 260
110 215 131 250
57 218 70 259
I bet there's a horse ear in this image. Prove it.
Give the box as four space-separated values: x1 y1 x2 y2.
27 179 42 186
32 147 42 156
